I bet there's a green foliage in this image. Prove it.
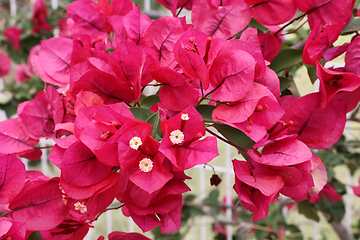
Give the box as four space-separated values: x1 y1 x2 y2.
269 48 303 73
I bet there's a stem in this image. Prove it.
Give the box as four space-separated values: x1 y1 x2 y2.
274 12 308 36
93 203 125 222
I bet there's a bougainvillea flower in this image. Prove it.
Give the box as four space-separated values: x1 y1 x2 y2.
303 22 344 66
233 160 282 221
60 141 112 188
308 154 327 197
173 27 210 89
245 0 297 26
116 120 173 193
0 52 11 77
323 42 349 62
209 49 256 101
123 6 152 45
17 90 56 139
41 211 92 240
14 64 34 83
141 16 188 67
353 177 360 197
345 36 360 75
152 67 200 112
316 62 360 108
122 177 190 233
108 231 151 240
155 0 188 16
0 118 41 158
9 177 69 231
31 0 52 33
0 154 26 204
31 37 73 88
0 218 26 240
159 106 218 170
192 0 251 40
4 26 22 50
67 0 109 39
282 93 347 149
309 183 342 203
58 18 74 38
296 0 355 29
258 32 281 62
248 139 312 167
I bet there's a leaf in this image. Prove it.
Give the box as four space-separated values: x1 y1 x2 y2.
130 107 155 122
305 64 318 84
139 95 160 108
203 189 219 205
146 111 162 139
184 194 196 202
246 18 269 33
196 105 215 122
298 200 320 222
27 231 42 240
315 196 345 222
213 123 253 148
284 225 304 240
269 48 303 73
279 77 292 92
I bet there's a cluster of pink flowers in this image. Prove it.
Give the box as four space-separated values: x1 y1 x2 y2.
1 0 360 239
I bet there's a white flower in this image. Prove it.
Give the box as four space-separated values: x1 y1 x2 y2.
129 136 142 150
139 158 153 172
170 129 184 144
181 113 189 120
74 201 87 214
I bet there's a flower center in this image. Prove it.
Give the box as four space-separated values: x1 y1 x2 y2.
139 158 153 172
129 136 142 150
170 129 184 144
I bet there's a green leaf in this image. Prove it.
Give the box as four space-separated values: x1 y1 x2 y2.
213 123 253 149
203 189 219 205
28 231 42 240
279 77 292 92
146 111 162 139
130 107 155 121
326 153 344 166
341 17 360 34
247 18 269 33
196 105 215 122
269 48 303 73
184 194 196 202
255 228 270 240
315 196 345 222
139 95 160 108
284 224 303 240
189 206 204 216
106 48 114 53
305 64 318 84
298 200 320 222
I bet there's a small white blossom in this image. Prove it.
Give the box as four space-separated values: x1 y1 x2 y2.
74 201 87 214
170 129 184 144
139 158 153 172
181 113 189 120
129 136 142 150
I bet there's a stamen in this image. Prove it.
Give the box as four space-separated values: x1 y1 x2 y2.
74 201 87 214
100 131 114 140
